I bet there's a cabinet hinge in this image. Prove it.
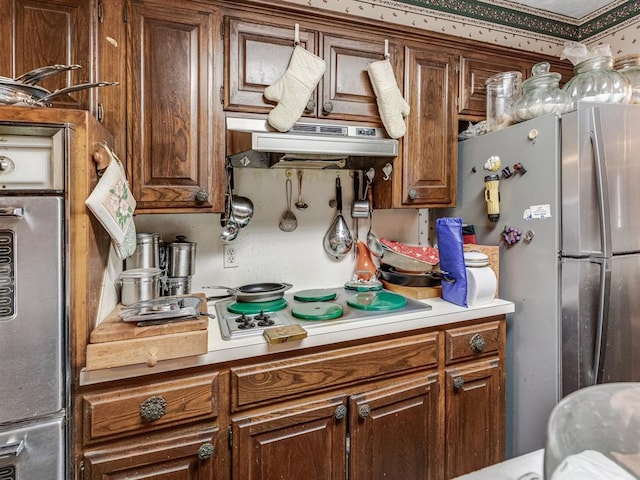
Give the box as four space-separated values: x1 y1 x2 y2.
97 0 103 23
346 432 351 456
220 85 224 104
455 59 460 74
122 4 127 24
79 460 85 480
221 20 225 39
228 425 233 448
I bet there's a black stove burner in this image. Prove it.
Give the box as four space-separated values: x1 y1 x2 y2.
255 311 275 326
234 310 275 330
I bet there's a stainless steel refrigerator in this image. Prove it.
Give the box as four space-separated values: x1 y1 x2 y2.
435 102 640 458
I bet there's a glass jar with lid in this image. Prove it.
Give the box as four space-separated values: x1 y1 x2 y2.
562 55 631 109
614 53 640 104
485 71 522 132
512 62 572 122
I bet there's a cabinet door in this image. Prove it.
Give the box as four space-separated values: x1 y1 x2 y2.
458 54 527 119
319 33 398 122
349 373 440 480
225 16 316 114
127 0 222 211
0 0 90 109
445 358 504 478
396 44 457 207
232 396 347 480
82 425 218 480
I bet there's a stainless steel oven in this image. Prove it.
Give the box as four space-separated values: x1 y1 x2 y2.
0 128 66 479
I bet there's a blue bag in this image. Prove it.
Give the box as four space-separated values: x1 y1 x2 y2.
436 217 467 307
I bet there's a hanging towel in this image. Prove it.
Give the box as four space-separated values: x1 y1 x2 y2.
85 144 137 259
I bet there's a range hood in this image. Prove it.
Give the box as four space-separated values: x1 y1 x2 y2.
226 116 398 169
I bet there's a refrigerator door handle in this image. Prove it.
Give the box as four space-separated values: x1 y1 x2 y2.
589 256 611 386
589 107 613 259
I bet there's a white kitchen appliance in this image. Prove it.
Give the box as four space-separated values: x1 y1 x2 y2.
436 102 640 458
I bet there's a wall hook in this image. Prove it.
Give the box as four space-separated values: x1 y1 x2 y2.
382 162 393 180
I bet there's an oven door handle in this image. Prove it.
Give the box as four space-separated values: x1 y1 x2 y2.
0 207 24 217
0 440 24 458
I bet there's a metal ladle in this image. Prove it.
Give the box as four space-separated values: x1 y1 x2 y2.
323 177 353 258
295 170 308 210
366 184 384 258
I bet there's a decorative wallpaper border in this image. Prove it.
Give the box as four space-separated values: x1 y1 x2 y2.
393 0 639 40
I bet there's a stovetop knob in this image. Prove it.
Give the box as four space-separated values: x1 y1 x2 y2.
255 309 275 326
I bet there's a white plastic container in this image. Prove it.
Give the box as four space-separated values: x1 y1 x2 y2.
464 251 497 306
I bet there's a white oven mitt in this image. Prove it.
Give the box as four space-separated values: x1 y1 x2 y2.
85 144 137 259
264 45 326 132
367 59 410 139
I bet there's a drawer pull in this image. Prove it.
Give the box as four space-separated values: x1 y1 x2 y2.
335 405 347 420
139 395 167 422
305 99 316 112
470 333 486 353
453 376 465 390
197 442 215 460
358 404 371 419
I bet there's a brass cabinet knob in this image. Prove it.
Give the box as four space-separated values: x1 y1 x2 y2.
453 377 465 390
195 189 209 202
305 99 316 112
322 102 334 114
358 404 371 419
470 333 486 353
197 443 215 460
139 395 167 422
335 405 347 420
408 189 418 200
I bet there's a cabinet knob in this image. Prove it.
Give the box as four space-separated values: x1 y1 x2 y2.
335 405 347 420
305 99 316 112
197 442 215 460
139 395 167 422
408 189 418 200
322 102 334 114
470 333 486 353
0 156 14 173
195 189 209 202
358 404 371 419
453 377 465 390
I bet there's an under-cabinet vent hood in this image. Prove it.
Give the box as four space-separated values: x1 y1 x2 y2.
226 116 398 170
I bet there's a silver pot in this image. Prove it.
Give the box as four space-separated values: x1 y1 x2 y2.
118 268 161 306
166 235 197 277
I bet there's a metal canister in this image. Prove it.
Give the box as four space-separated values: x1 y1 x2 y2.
125 233 161 270
118 268 161 305
166 235 197 277
163 277 192 296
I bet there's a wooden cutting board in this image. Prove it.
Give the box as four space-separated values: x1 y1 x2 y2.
381 280 442 300
85 293 209 371
89 293 209 343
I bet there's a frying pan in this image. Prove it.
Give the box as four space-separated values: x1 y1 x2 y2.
0 79 118 106
204 282 293 303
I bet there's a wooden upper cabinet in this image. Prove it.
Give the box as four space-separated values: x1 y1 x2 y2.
0 0 90 109
458 54 528 119
224 16 397 124
394 44 457 207
225 17 316 113
127 0 223 211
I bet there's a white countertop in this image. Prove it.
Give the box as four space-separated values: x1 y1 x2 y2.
79 297 514 386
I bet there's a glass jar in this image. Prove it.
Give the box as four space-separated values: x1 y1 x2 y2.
562 55 631 109
485 71 522 132
512 62 572 122
614 53 640 104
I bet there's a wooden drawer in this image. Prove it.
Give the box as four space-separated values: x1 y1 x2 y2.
445 320 501 365
230 332 438 410
82 372 219 443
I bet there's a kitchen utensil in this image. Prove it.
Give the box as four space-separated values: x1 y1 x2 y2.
0 80 118 106
119 295 202 323
352 171 369 219
365 185 384 258
230 194 254 228
220 160 242 242
166 235 197 277
203 282 292 303
378 263 444 287
279 178 298 232
380 244 439 272
220 221 239 243
323 177 354 258
118 268 162 306
355 241 377 281
295 170 308 210
125 232 161 270
14 64 81 85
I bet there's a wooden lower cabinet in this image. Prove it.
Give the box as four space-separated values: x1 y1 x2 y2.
82 425 219 479
232 372 439 480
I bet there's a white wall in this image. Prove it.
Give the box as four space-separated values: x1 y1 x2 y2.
134 168 420 293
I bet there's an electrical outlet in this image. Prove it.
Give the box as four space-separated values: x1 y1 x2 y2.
223 244 239 268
